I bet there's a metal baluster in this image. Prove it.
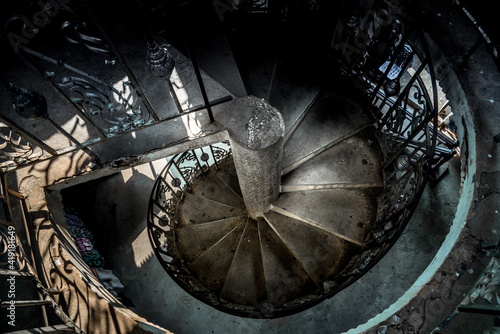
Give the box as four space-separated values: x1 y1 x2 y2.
171 156 190 191
192 149 204 175
160 175 179 200
185 40 215 123
209 145 220 170
81 0 161 122
379 59 428 128
199 147 211 171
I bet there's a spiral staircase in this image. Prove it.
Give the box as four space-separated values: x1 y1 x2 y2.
143 0 456 319
148 80 385 316
1 0 499 333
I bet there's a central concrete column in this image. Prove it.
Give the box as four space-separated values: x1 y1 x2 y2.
223 96 285 219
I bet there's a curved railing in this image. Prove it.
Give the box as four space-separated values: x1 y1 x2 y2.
324 2 444 295
146 141 233 307
146 1 456 318
0 198 83 332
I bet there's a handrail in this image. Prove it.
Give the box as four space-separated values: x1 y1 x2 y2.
0 175 83 333
324 6 442 300
1 1 233 174
147 141 232 307
454 0 500 72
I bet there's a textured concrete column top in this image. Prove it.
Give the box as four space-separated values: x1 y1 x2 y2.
218 96 285 219
222 96 285 149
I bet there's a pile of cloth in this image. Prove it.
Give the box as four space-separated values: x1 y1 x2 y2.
65 211 105 269
64 209 127 302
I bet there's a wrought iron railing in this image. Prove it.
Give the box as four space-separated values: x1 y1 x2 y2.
322 1 447 297
146 141 232 307
0 175 83 333
146 0 460 318
0 0 232 173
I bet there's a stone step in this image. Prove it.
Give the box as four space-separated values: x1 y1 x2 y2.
268 44 323 140
210 158 244 201
189 17 248 98
264 210 358 287
220 220 267 305
282 128 384 187
271 188 380 246
282 84 375 174
257 219 318 306
188 222 246 293
282 91 321 145
282 123 372 175
178 192 247 226
224 25 281 99
175 216 247 263
190 168 245 210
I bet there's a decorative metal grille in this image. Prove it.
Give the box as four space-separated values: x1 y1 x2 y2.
147 142 232 308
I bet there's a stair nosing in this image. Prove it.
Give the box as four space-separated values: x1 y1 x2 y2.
281 182 385 193
282 123 374 176
262 214 321 288
184 192 246 212
176 215 247 229
283 90 322 146
270 205 364 247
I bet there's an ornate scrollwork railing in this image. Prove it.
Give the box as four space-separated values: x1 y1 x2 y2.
57 75 152 135
0 0 232 173
0 124 51 170
147 141 232 305
0 211 83 332
328 2 447 288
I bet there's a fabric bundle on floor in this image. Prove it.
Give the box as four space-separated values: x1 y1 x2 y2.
64 211 105 270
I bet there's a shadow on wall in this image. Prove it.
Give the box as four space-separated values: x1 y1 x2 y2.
59 158 170 298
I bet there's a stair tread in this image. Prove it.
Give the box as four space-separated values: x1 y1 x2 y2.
220 220 267 305
265 211 358 286
191 19 248 98
257 220 318 305
272 189 380 245
211 158 243 199
282 87 375 170
226 28 280 99
269 41 323 134
175 216 247 263
190 168 245 210
282 129 383 187
188 222 246 292
178 192 247 227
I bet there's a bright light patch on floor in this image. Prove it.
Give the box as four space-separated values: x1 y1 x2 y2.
61 115 90 142
131 227 153 267
181 112 202 139
121 167 134 183
170 68 190 110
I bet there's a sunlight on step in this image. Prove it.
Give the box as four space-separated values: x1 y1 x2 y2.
181 112 203 139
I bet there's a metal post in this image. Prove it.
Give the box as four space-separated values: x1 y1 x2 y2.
185 40 215 123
